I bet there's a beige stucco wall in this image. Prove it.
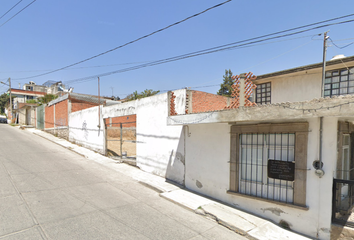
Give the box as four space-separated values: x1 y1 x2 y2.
183 117 339 240
271 71 322 103
102 89 187 185
256 61 354 104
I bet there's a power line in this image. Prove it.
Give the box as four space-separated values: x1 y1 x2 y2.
329 37 354 49
63 17 354 85
5 61 154 75
14 0 233 80
0 0 23 21
64 34 318 84
66 19 354 83
0 0 37 28
14 12 354 82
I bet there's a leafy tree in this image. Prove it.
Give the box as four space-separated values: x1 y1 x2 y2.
126 89 160 101
217 69 234 97
37 94 58 105
0 93 13 114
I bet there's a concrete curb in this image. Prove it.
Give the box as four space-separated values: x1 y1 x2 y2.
27 128 312 240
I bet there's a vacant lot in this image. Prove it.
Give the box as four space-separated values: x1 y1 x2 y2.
107 127 136 158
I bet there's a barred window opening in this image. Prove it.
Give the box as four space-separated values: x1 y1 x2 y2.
239 133 295 204
255 82 271 104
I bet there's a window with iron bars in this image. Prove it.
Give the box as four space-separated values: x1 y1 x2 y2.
324 67 354 97
255 82 271 104
229 123 308 207
239 133 295 203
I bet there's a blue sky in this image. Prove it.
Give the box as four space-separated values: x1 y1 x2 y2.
1 0 354 98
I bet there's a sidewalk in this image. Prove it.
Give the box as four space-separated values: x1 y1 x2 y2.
26 128 312 240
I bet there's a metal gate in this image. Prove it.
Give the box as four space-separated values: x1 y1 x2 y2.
105 116 136 165
332 179 354 227
36 104 45 129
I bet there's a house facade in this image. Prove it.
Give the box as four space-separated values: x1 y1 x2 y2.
166 55 354 239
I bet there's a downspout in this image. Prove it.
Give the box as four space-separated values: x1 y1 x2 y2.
315 32 328 178
315 117 325 178
183 125 186 187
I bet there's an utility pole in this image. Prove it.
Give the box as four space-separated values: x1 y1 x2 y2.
321 31 329 98
97 77 100 129
8 78 12 121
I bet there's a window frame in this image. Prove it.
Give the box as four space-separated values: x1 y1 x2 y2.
324 67 354 97
229 122 308 207
255 82 271 105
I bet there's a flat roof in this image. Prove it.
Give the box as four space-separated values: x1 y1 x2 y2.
256 55 354 81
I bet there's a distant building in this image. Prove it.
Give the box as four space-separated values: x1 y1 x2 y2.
8 81 72 123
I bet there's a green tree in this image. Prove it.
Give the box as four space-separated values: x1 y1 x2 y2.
217 69 234 97
26 99 38 104
37 94 58 105
0 93 13 114
126 89 160 101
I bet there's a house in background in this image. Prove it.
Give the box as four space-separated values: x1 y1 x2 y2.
17 103 38 126
10 80 72 125
11 87 46 125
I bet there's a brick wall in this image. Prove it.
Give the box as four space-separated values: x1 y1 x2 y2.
55 100 68 127
190 90 229 113
71 101 97 113
105 114 136 128
45 105 54 128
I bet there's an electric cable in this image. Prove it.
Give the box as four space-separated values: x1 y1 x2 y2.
329 37 354 49
14 0 233 80
0 0 23 21
14 14 354 82
0 0 37 28
3 61 154 74
66 18 354 85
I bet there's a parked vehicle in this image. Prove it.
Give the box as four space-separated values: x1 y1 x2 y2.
0 117 8 123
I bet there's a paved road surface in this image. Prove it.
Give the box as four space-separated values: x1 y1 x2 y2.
0 125 247 240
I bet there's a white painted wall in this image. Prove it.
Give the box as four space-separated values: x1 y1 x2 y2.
68 106 105 154
259 62 354 104
184 117 337 240
102 89 187 185
271 71 322 103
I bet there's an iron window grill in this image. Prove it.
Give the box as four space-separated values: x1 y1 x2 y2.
239 133 295 204
255 82 271 104
324 67 354 97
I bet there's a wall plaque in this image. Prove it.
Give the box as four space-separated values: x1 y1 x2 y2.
268 159 295 181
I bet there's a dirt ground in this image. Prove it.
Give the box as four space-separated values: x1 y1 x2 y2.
107 128 136 158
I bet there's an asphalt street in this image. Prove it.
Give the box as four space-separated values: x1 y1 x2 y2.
0 124 247 240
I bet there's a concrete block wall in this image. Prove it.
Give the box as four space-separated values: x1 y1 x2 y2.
102 89 187 185
188 90 230 114
71 102 97 113
44 99 69 140
45 127 69 139
45 105 54 128
69 106 105 154
105 114 137 128
55 100 68 127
